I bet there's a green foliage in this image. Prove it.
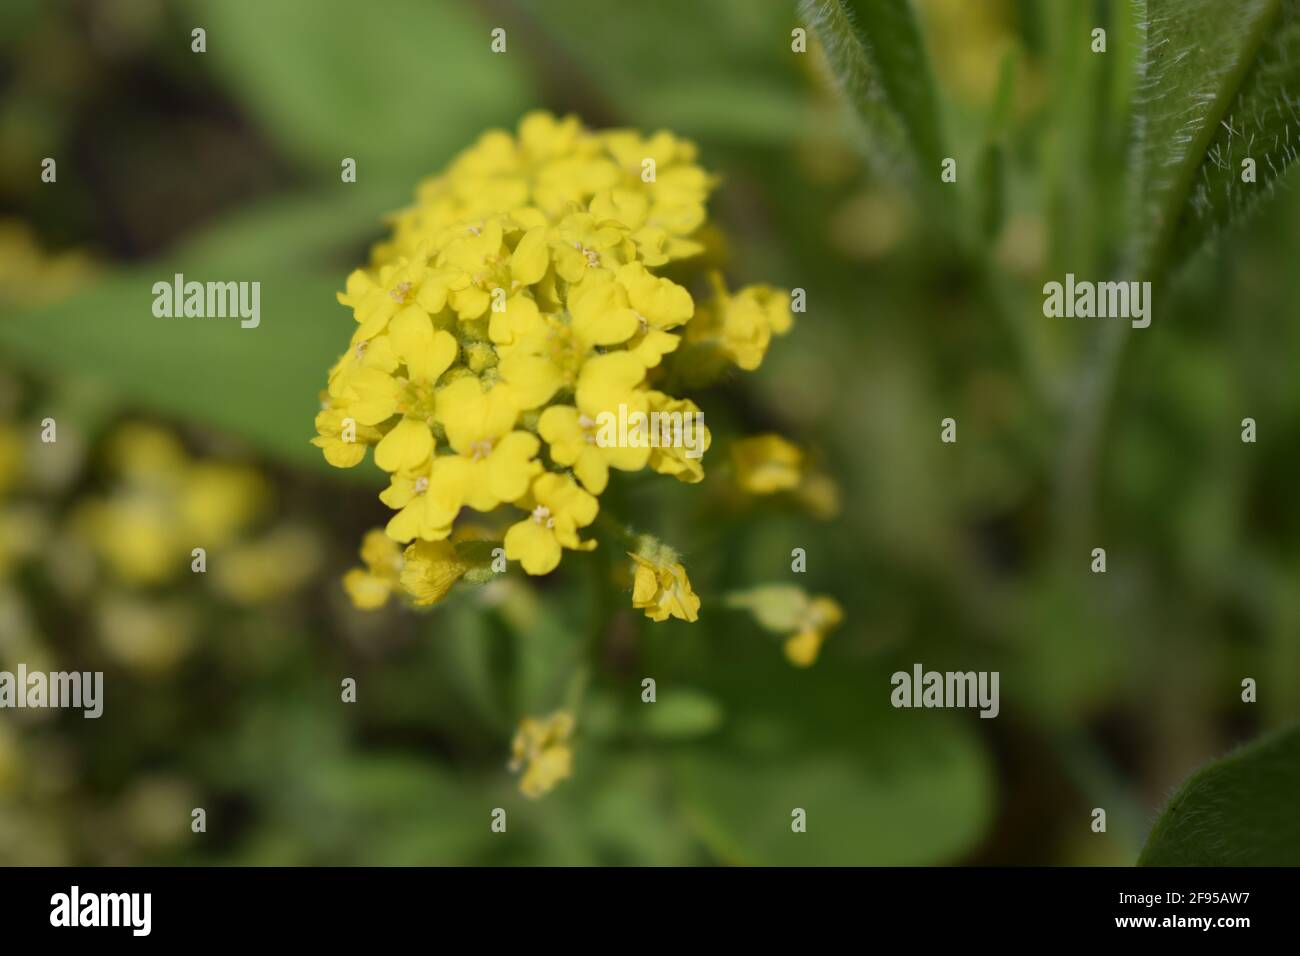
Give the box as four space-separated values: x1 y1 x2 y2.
1140 724 1300 865
673 681 993 865
798 0 946 181
0 185 405 475
1168 0 1300 267
1129 0 1296 279
188 0 529 185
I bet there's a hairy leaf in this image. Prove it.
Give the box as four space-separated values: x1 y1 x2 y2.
1140 724 1300 865
799 0 945 180
1128 0 1287 277
1169 0 1300 266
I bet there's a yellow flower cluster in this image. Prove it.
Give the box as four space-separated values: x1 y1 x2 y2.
75 424 269 587
71 423 319 607
317 112 795 599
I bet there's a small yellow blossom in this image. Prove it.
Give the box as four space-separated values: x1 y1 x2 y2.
311 405 382 468
782 596 844 667
629 550 701 623
687 275 793 371
503 472 598 575
731 434 803 494
537 352 650 494
400 539 468 606
343 529 405 609
213 526 321 605
726 585 844 667
645 391 710 484
0 219 96 308
508 710 576 799
96 594 196 673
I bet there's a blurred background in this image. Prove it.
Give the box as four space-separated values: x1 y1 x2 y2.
1 0 1298 865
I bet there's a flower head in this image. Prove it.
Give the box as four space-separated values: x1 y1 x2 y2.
314 112 797 593
343 529 405 609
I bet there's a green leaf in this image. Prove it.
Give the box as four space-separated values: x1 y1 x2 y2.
0 268 352 472
0 188 408 475
1168 0 1300 267
524 0 815 147
1140 724 1300 865
188 0 529 184
640 688 723 740
667 648 993 865
798 0 946 180
1128 0 1291 278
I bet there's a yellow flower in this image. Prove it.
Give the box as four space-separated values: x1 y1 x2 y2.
74 498 174 586
782 597 843 667
495 271 643 409
688 275 794 371
338 256 468 340
645 391 710 484
426 376 541 511
0 219 96 308
178 463 268 548
77 434 265 584
731 434 803 494
96 594 196 673
537 352 650 494
615 261 694 366
343 529 404 609
378 460 459 543
629 550 701 623
400 539 468 606
726 586 844 667
315 112 796 591
311 405 382 468
369 327 458 472
213 526 319 605
508 710 576 799
503 473 598 574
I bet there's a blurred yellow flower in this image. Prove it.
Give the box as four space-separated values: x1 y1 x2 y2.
0 219 96 308
343 529 404 610
731 433 804 494
782 596 844 668
508 710 576 799
75 425 267 586
726 585 845 668
96 594 196 673
212 526 321 605
687 274 793 372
